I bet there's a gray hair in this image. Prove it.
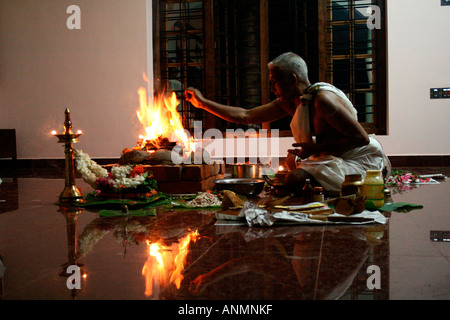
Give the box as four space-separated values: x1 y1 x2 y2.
269 52 309 83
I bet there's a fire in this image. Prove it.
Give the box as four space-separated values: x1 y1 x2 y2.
142 229 200 298
136 83 196 156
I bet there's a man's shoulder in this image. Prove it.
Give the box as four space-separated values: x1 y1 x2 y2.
312 90 349 119
312 90 339 105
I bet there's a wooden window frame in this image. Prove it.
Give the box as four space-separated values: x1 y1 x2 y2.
318 0 387 135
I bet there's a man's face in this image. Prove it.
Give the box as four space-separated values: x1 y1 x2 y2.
269 67 296 102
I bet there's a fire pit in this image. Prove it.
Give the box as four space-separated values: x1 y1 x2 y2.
109 87 225 194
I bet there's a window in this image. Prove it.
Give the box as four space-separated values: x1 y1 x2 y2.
268 0 386 134
153 0 266 133
154 0 206 131
322 0 387 134
153 0 387 135
268 0 320 133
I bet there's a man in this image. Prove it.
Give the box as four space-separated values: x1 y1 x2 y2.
185 52 388 193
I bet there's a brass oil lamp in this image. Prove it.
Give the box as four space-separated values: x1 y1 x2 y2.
53 108 84 203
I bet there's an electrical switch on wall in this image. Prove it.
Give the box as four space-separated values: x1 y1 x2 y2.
430 88 450 99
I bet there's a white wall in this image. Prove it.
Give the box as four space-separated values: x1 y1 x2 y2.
0 0 449 161
0 0 148 159
377 0 450 156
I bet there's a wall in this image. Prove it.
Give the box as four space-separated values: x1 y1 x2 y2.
0 0 148 159
377 0 450 156
0 0 449 161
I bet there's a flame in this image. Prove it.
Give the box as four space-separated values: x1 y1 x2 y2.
142 229 200 298
136 84 196 156
279 165 284 171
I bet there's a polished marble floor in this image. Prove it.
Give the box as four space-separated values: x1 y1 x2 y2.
0 166 449 301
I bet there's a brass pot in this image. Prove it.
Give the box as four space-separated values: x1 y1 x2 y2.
231 164 261 179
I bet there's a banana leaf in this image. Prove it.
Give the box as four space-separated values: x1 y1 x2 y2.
97 208 157 217
78 192 169 210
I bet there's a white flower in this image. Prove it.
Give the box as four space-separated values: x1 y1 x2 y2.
110 171 146 192
111 165 133 179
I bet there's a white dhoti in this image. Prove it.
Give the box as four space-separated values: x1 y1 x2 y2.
298 136 389 192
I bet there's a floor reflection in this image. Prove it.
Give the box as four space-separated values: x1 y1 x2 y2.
58 205 86 300
0 177 18 214
1 168 448 300
142 229 200 299
175 223 390 300
49 202 392 300
58 204 207 299
76 215 158 259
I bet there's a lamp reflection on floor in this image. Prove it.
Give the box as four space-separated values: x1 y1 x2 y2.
58 205 86 300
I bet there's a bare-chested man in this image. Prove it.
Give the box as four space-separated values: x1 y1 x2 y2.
185 52 388 193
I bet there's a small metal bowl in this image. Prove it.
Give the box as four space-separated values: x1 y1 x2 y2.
213 178 265 197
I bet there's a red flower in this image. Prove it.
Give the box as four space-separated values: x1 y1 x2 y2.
133 165 146 175
130 165 146 178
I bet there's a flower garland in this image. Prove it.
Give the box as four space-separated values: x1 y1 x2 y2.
74 149 157 195
74 149 108 188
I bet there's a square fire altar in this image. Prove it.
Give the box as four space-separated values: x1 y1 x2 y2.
113 146 225 195
141 162 225 194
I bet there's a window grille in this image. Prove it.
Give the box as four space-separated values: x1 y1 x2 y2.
157 0 206 131
155 0 243 132
325 0 386 134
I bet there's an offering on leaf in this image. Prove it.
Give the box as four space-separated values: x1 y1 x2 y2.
74 149 158 197
184 191 222 208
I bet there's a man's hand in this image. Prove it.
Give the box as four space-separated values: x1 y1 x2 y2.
185 87 204 109
288 142 317 159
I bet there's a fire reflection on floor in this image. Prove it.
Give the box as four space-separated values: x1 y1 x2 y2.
142 229 200 298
